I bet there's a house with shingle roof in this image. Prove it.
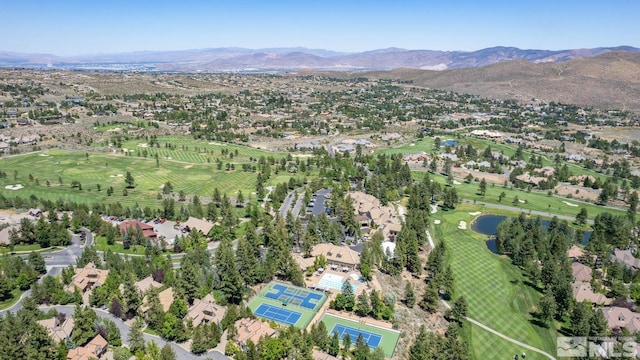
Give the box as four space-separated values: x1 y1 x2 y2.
66 262 109 293
184 294 227 327
601 307 640 333
612 249 640 270
234 318 275 349
311 243 360 271
37 316 74 343
66 334 108 360
572 262 593 283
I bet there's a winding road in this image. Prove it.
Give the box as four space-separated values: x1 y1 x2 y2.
42 305 227 360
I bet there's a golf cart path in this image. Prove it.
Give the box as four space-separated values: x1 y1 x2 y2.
441 300 556 359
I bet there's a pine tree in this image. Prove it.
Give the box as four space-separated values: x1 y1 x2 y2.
420 282 439 313
355 292 371 317
127 317 145 354
404 282 416 308
329 331 340 356
538 289 557 327
214 237 244 304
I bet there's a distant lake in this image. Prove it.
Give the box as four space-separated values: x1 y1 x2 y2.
471 214 592 253
441 140 458 147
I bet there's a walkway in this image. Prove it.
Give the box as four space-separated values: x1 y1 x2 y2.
440 300 556 360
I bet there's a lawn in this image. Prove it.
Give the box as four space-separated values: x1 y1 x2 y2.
0 136 309 210
0 289 25 310
463 322 550 360
320 313 400 358
413 170 626 221
430 203 557 359
93 235 152 256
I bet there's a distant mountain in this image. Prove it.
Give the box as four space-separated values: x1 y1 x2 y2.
0 46 638 72
349 51 640 111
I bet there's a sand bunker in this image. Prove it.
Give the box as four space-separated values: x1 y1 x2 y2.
469 211 482 216
137 143 148 148
117 174 123 177
4 184 24 190
453 180 461 185
430 204 438 214
458 221 467 230
184 164 193 169
433 220 441 225
563 201 579 207
410 143 415 146
519 199 526 203
39 153 49 157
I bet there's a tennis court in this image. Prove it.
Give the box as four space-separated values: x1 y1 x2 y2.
247 281 328 329
264 283 324 310
321 313 400 357
331 324 382 347
254 303 301 326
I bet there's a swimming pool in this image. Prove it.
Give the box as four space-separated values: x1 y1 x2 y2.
317 272 358 292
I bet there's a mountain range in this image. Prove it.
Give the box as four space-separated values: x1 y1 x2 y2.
1 46 639 72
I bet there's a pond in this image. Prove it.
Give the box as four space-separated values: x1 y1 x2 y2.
471 214 592 253
441 139 458 147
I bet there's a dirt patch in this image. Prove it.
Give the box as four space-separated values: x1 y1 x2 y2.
376 270 449 359
554 183 600 202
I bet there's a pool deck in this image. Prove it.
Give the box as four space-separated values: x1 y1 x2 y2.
305 269 366 296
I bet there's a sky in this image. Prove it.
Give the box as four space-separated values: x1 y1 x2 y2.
1 0 638 56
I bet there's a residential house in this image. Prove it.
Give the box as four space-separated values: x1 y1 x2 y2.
66 262 109 293
119 220 157 241
66 334 108 360
234 318 276 349
572 262 593 283
141 287 175 313
182 217 215 237
184 294 227 327
611 249 640 270
311 243 360 271
572 282 612 305
567 245 585 260
382 223 402 242
601 307 640 333
118 275 162 296
312 349 340 360
37 316 75 343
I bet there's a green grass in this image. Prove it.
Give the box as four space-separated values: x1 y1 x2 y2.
413 170 625 221
0 243 42 255
463 322 550 360
320 313 400 357
247 281 326 329
0 289 25 310
0 136 307 209
93 235 149 255
431 203 557 359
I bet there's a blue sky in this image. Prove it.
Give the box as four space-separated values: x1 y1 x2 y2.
1 0 638 55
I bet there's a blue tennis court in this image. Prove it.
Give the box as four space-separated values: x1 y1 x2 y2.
254 303 302 326
264 283 324 310
331 324 382 348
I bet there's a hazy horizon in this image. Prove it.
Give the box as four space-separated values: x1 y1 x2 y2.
1 0 639 56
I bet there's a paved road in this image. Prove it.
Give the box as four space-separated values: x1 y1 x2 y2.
461 199 595 225
440 300 556 360
279 190 297 218
42 305 228 360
